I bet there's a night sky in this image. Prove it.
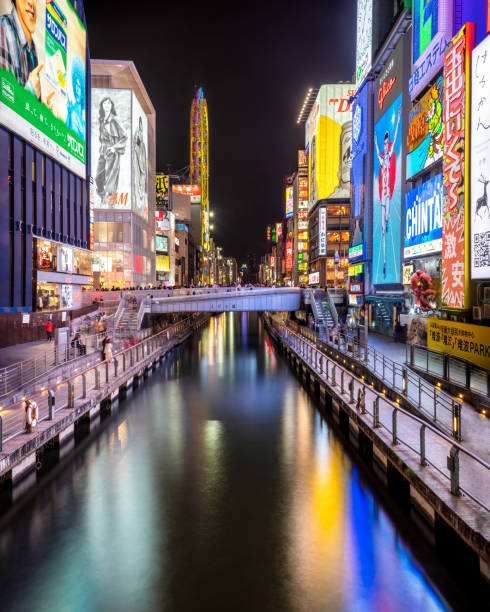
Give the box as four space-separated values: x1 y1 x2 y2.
85 0 356 262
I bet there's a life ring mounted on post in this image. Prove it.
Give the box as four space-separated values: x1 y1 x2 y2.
25 399 39 431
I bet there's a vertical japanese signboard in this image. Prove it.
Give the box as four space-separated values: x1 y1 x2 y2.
471 34 490 279
441 25 474 308
356 0 373 89
319 207 327 256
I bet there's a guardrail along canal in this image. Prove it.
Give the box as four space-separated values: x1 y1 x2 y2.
0 313 482 610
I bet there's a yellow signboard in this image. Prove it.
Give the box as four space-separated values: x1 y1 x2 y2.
427 318 490 371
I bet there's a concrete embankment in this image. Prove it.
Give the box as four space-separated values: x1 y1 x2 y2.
264 315 490 586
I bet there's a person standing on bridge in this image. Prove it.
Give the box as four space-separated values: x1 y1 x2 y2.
103 337 113 363
42 319 53 342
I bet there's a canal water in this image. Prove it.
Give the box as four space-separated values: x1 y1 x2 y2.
0 313 481 611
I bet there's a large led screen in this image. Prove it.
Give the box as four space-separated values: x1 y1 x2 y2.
285 186 293 218
471 34 490 280
91 88 132 211
305 83 353 206
404 174 443 258
350 81 369 257
372 92 402 284
406 77 444 179
131 91 148 221
409 0 453 99
0 0 86 177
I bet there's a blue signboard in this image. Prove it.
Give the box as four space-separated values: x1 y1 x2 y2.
350 81 369 259
372 92 402 284
404 174 443 258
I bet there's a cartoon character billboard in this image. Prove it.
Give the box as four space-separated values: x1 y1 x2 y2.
406 77 444 179
0 0 87 177
372 93 402 284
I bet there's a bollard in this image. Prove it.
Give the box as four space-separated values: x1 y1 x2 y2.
114 358 118 378
402 367 407 396
94 367 100 390
373 397 379 428
341 370 345 394
48 389 55 419
392 408 398 445
419 425 427 466
452 401 462 441
67 381 74 408
348 378 354 404
82 373 87 398
331 364 336 386
447 446 460 496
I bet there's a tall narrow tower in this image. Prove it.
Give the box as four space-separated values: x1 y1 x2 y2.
190 87 209 283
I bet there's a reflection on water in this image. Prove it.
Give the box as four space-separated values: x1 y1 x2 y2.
0 313 471 611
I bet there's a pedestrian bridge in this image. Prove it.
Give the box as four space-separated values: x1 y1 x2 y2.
142 287 303 316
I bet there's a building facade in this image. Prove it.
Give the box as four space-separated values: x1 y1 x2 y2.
0 0 91 312
90 60 156 288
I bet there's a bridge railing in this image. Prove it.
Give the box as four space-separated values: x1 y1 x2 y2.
270 319 490 513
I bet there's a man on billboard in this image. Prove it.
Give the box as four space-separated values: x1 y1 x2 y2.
0 0 44 99
375 105 401 277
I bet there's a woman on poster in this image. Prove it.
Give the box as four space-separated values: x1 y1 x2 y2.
95 97 128 205
132 116 147 215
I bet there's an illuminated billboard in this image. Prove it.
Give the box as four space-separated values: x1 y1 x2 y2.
131 93 148 221
156 174 169 208
319 207 326 256
276 222 283 240
409 0 453 99
471 33 490 280
372 92 402 284
156 235 168 252
441 25 473 309
91 88 131 211
350 81 369 259
298 177 308 199
355 0 372 89
404 174 443 258
172 184 201 204
285 187 293 219
406 77 444 179
0 0 87 176
305 83 353 206
156 255 169 272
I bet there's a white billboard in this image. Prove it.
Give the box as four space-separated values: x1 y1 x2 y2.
471 34 490 279
355 0 372 89
91 88 132 211
131 92 148 221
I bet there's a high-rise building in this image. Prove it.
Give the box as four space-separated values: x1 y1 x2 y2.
90 60 156 288
0 0 91 313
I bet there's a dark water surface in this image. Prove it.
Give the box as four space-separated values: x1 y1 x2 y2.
0 313 477 611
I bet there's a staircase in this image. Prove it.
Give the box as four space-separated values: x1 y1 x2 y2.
309 290 337 334
117 307 140 335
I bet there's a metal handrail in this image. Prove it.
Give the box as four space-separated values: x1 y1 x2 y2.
271 319 490 512
1 315 207 447
291 321 458 437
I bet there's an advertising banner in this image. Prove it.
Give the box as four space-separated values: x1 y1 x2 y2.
441 26 474 309
427 318 490 370
355 0 372 89
131 92 148 221
172 184 201 203
350 80 369 258
298 177 308 199
155 255 170 272
298 149 308 172
319 207 326 256
276 222 282 240
406 77 444 179
91 88 132 211
285 186 293 218
0 0 86 177
409 0 453 99
156 174 169 208
404 173 443 258
308 272 320 285
372 92 403 284
305 83 353 205
471 34 490 279
155 234 168 252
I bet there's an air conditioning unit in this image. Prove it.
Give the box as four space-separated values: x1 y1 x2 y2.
483 303 490 319
473 306 482 320
484 286 490 301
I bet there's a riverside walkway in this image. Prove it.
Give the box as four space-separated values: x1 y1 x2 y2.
266 315 490 581
0 316 207 480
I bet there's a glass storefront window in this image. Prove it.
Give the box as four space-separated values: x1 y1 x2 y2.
74 249 92 275
37 240 56 271
36 282 60 311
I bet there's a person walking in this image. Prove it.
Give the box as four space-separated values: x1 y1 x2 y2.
103 338 113 363
42 320 53 342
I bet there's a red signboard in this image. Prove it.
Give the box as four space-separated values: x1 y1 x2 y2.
441 25 474 309
276 222 283 240
350 282 364 294
298 150 308 167
285 238 293 272
172 185 201 196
